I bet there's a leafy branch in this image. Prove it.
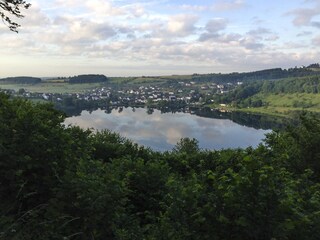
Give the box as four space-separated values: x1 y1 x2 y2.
0 0 31 32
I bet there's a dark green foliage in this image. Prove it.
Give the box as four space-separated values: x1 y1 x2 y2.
217 75 320 107
1 92 320 239
90 130 151 162
69 74 108 84
265 113 320 177
192 66 317 84
0 94 76 238
261 76 320 94
307 63 320 68
172 137 200 154
0 76 41 84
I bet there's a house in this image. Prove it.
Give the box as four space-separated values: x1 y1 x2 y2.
169 95 176 101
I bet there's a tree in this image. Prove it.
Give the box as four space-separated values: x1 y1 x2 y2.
173 137 200 154
0 0 31 32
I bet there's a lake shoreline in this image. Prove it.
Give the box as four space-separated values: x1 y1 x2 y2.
64 107 272 152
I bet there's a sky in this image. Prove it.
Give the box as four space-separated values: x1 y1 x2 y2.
0 0 320 77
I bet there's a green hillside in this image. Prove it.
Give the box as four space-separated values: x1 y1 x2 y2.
214 75 320 117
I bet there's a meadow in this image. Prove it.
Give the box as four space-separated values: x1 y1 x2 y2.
236 93 320 117
0 82 103 93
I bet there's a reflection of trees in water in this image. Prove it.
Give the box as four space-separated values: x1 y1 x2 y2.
55 105 83 117
105 108 112 114
194 108 293 130
57 104 292 130
147 107 154 115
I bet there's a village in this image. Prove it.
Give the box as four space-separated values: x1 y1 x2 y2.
5 80 243 113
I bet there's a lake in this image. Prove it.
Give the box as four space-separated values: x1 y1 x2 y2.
64 107 271 151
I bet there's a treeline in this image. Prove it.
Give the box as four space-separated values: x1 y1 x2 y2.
215 75 320 106
0 76 41 84
68 74 108 84
192 66 318 83
261 75 320 94
0 75 108 85
195 108 291 130
1 93 320 239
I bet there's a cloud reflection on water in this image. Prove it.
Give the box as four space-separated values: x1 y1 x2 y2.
64 108 270 151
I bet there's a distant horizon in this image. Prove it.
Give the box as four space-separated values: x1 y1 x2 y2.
0 63 317 79
0 65 298 79
1 0 319 77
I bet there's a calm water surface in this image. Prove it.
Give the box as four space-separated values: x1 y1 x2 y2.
64 107 271 151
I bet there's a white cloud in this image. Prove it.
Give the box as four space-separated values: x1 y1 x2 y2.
311 21 320 28
239 37 264 50
53 0 79 8
296 31 313 37
0 0 318 77
180 4 208 12
129 4 146 18
212 0 246 11
289 8 319 26
205 18 229 33
199 18 229 41
287 1 320 27
312 35 320 46
246 27 279 42
20 4 51 28
265 35 279 41
84 0 125 17
166 14 199 37
247 27 271 36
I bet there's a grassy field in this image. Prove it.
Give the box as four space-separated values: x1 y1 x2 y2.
0 74 193 93
255 93 320 108
0 82 104 93
236 93 320 117
158 75 193 81
109 74 192 85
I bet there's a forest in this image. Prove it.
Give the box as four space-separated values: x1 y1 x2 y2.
214 75 320 108
1 92 320 239
68 75 108 84
0 77 41 84
191 65 319 84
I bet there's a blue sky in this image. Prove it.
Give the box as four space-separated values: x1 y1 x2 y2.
1 0 319 77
